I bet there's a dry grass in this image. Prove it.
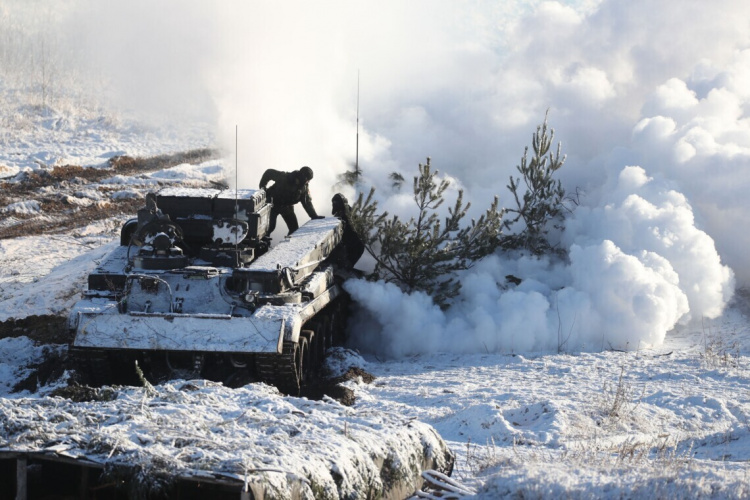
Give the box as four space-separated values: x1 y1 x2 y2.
598 366 644 423
700 318 741 370
463 437 507 476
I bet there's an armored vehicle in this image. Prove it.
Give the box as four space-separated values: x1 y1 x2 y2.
69 187 363 394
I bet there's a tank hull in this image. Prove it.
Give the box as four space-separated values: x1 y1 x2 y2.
69 188 360 394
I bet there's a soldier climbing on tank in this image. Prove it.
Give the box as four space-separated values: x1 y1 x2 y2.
259 166 324 235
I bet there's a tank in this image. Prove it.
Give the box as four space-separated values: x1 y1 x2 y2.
68 187 364 394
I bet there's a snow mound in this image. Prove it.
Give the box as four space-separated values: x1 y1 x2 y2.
474 458 750 499
1 200 41 214
0 380 454 499
0 337 51 394
323 347 369 378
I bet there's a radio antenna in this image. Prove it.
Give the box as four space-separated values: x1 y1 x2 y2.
234 125 239 250
235 125 239 200
355 71 360 184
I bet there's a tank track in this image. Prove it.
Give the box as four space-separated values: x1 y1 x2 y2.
255 341 301 395
83 350 112 386
254 299 346 395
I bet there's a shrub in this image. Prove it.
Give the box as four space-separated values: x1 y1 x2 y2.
351 158 503 307
350 113 569 306
503 111 567 255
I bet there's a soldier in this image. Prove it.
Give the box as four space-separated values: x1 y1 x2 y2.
330 193 365 269
260 166 324 235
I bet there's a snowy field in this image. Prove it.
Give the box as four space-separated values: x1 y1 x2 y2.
2 104 750 497
3 0 750 498
3 212 750 498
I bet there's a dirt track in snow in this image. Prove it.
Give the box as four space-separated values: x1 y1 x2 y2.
0 148 219 240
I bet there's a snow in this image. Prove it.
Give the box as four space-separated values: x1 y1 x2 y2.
0 337 52 394
0 235 118 320
1 378 451 498
249 218 343 273
1 200 41 215
350 319 750 497
0 91 214 180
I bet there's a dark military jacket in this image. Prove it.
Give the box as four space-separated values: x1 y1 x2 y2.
259 169 318 218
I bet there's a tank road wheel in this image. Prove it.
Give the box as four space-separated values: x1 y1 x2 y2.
329 298 349 346
316 317 332 353
256 336 319 396
296 336 311 388
164 352 205 380
219 354 254 388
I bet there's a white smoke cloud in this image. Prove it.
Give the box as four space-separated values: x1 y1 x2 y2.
346 163 732 356
341 0 746 357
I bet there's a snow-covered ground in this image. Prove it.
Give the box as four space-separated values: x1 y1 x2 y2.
353 313 750 497
2 100 750 498
3 216 750 497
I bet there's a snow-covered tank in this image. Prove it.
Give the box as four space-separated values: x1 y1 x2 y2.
69 187 364 394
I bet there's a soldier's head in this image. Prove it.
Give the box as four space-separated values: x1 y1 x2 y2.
299 166 314 184
331 193 349 217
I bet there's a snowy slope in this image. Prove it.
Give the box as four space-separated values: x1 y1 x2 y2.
1 378 452 499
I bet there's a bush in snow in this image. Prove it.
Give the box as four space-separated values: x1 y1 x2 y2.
350 114 567 307
351 157 504 307
503 111 568 255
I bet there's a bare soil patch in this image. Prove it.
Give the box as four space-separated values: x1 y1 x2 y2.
0 148 219 240
1 148 217 196
0 314 71 343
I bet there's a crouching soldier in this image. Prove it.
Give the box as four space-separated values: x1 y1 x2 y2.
259 166 324 235
330 193 365 270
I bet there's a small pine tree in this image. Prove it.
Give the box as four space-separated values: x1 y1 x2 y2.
350 186 387 250
389 172 405 191
351 158 504 307
503 111 567 254
337 163 363 188
350 114 569 307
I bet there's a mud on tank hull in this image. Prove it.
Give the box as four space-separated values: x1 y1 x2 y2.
69 187 362 394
